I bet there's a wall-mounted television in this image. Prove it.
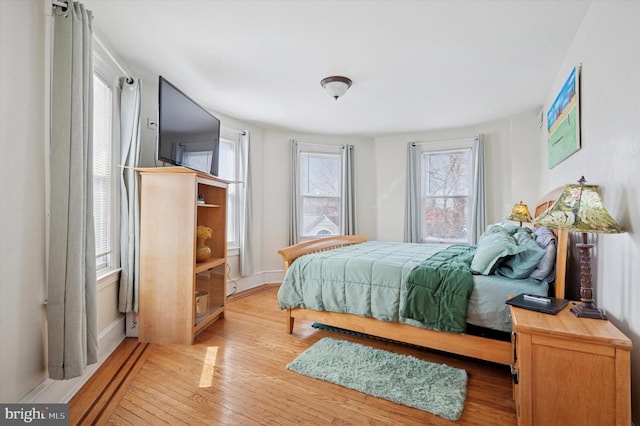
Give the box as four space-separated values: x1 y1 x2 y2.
157 76 220 176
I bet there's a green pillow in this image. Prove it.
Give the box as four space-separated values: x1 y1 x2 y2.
471 230 526 275
496 231 546 279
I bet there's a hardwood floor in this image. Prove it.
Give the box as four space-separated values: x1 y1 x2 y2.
70 285 517 425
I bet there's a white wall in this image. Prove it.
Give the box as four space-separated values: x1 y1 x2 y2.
138 80 271 292
136 78 379 283
260 129 378 273
130 42 541 266
1 1 126 404
5 2 638 419
373 110 542 242
0 0 48 402
538 1 640 419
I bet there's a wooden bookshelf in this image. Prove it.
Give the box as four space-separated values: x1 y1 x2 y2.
137 167 228 345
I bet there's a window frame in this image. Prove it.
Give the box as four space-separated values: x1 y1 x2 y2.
414 138 477 244
92 46 122 278
295 143 346 241
218 129 241 250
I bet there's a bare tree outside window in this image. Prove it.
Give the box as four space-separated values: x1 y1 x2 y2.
421 150 471 243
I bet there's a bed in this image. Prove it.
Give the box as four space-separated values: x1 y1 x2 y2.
277 195 568 366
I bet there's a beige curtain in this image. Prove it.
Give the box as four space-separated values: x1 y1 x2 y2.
343 145 357 235
118 77 141 313
48 1 98 380
238 131 253 276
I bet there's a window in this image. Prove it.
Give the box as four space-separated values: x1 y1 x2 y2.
92 74 116 272
408 137 482 244
299 150 343 238
290 141 352 242
218 131 239 248
92 44 121 275
420 148 472 243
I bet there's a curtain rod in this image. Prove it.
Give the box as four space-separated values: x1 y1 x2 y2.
411 135 479 147
94 36 133 82
222 126 247 136
292 140 347 149
52 1 68 10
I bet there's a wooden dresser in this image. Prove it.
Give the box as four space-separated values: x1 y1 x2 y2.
510 302 631 426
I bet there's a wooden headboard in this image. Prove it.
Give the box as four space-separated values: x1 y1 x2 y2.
533 187 567 299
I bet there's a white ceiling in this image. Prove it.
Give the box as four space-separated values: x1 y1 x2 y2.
84 0 591 137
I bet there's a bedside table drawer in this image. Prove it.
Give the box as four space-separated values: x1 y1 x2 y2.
510 304 631 426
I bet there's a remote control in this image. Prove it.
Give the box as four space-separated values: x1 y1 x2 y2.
523 294 551 304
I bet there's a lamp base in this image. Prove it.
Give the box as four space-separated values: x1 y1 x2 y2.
571 302 607 320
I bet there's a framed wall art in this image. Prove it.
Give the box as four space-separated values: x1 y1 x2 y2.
547 65 581 169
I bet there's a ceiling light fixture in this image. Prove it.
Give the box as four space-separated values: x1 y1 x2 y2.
321 76 352 100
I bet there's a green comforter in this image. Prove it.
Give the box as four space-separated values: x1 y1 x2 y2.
278 241 467 332
400 245 476 333
278 241 548 334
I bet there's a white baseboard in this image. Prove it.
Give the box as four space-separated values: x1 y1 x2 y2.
20 315 126 404
228 269 284 296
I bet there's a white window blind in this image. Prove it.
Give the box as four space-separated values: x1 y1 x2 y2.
218 135 239 248
93 74 113 271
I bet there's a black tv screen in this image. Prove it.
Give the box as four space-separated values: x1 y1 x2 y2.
158 76 220 176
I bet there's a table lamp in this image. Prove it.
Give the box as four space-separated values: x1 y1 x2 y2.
507 201 532 226
533 176 624 319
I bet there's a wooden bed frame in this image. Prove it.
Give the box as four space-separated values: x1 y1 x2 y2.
278 194 568 366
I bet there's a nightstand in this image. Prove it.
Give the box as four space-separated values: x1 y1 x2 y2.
510 301 632 426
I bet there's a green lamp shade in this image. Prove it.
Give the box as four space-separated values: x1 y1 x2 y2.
533 182 624 234
507 202 532 224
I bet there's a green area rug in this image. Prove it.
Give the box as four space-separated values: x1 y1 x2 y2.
286 337 467 421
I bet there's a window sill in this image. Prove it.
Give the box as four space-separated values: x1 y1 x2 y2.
97 268 121 291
